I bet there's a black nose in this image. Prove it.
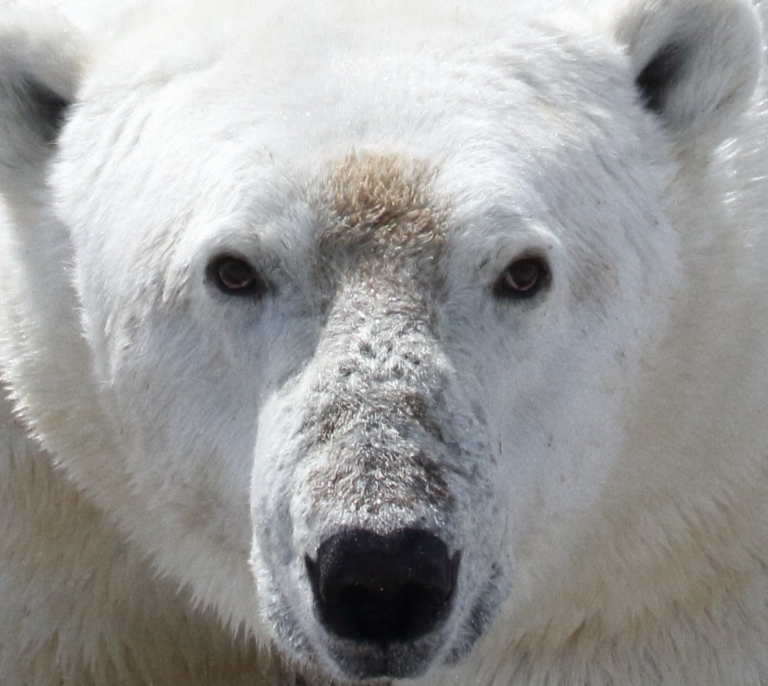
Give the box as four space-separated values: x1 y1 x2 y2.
305 528 460 644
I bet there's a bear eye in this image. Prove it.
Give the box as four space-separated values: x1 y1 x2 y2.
493 256 551 300
206 255 266 297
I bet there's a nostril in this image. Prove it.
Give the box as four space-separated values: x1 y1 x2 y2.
306 528 460 644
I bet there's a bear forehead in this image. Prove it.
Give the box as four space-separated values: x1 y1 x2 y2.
315 151 446 261
87 0 623 151
63 0 655 310
74 0 640 207
287 150 449 306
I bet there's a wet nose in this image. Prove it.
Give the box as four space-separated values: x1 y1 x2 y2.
306 528 460 644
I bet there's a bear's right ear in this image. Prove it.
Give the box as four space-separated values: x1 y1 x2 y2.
615 0 762 146
0 10 86 192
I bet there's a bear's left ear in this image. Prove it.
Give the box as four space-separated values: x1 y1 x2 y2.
615 0 762 145
0 9 86 193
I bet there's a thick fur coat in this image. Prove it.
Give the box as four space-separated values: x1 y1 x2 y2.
1 0 768 684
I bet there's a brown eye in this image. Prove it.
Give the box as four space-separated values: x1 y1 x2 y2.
493 256 550 300
207 255 266 297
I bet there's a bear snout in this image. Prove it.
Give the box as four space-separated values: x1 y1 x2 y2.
306 528 460 646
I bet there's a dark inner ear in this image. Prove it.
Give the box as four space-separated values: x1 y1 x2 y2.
635 42 688 113
18 76 72 144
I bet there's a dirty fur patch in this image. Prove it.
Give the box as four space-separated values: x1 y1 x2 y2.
316 150 446 270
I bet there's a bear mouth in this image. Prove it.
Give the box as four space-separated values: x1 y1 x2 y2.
254 532 506 681
297 530 506 680
308 574 506 681
321 633 446 680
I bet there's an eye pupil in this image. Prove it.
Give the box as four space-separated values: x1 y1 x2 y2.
507 261 538 290
219 259 254 289
207 256 264 296
494 257 550 300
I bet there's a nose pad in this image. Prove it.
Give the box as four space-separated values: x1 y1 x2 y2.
305 528 460 644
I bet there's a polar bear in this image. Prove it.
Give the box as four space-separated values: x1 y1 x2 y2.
1 0 768 683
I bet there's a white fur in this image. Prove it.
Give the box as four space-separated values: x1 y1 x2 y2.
0 0 767 683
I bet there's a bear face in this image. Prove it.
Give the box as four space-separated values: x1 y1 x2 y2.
0 0 762 683
56 18 678 678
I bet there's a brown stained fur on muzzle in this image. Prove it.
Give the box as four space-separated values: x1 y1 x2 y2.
297 152 455 516
311 392 446 447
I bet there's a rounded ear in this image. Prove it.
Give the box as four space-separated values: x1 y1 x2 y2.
0 9 86 192
615 0 762 145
